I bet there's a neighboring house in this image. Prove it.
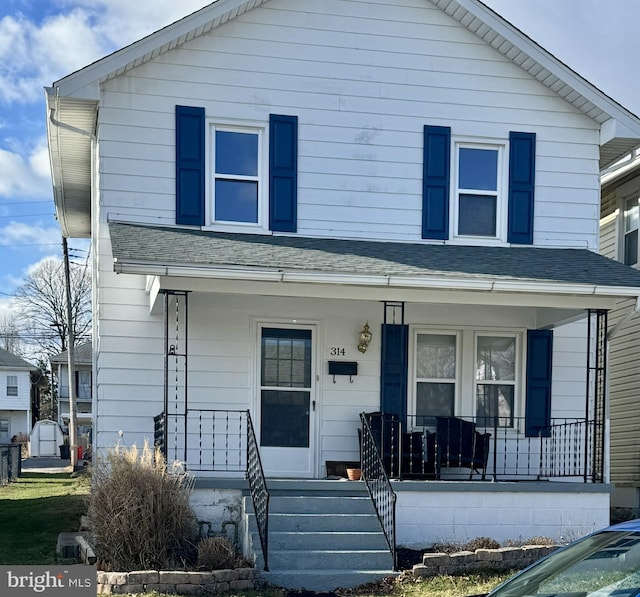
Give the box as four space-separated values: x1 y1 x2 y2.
600 149 640 518
46 0 640 588
0 348 37 443
49 342 93 437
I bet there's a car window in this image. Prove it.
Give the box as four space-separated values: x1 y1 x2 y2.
490 531 640 597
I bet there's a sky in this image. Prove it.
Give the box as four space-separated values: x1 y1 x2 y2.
1 0 639 320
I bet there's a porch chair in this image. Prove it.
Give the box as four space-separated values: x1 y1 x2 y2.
435 416 491 480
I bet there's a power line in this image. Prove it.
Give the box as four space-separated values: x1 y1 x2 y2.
0 213 56 219
0 201 51 206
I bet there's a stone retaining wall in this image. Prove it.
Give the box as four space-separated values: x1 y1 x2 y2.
97 568 260 595
412 545 559 578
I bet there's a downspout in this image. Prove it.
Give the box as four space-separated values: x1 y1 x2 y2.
607 295 640 340
47 87 97 469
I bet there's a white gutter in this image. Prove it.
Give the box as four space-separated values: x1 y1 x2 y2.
113 259 640 299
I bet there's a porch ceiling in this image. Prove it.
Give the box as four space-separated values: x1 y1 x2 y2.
110 221 640 315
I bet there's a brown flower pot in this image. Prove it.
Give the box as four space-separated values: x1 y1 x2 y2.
346 468 361 481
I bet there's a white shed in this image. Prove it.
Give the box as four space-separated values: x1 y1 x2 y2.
29 420 65 457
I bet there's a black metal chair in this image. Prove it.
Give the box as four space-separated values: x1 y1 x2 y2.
435 416 491 480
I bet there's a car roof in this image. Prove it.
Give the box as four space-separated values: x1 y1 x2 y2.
604 519 640 532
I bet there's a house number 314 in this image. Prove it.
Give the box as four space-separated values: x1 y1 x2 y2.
330 347 346 356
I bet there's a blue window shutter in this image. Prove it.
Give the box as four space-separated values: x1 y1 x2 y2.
422 125 451 240
269 114 298 232
508 132 536 244
380 324 409 421
175 105 205 226
525 329 553 437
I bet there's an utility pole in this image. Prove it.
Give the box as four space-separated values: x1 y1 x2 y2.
62 237 78 470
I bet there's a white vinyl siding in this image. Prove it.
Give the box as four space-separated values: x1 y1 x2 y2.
98 0 600 249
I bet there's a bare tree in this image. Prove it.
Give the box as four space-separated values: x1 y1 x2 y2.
14 258 91 358
0 312 22 354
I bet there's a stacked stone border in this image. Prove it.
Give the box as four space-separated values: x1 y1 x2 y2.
97 568 260 595
412 545 559 578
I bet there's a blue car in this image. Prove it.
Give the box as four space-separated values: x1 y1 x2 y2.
484 520 640 597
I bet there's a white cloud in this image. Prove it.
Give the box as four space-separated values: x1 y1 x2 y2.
0 221 61 249
0 142 51 198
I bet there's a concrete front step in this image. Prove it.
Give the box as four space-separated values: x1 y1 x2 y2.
259 512 383 533
266 549 393 571
243 492 396 590
268 495 374 514
261 569 399 592
262 530 389 550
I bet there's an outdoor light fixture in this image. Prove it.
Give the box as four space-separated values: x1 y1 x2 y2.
357 322 372 353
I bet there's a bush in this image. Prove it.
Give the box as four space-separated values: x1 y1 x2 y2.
197 536 246 570
87 440 198 571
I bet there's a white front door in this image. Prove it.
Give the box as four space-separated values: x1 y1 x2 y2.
257 325 316 477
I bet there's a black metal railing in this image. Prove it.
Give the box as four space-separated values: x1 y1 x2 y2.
360 413 397 570
366 413 599 482
0 444 21 486
246 412 269 571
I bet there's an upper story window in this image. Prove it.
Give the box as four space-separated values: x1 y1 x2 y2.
423 127 535 245
623 196 639 266
6 375 17 396
209 125 265 228
453 142 506 241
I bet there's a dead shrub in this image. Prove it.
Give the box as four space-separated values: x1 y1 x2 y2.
87 440 198 571
463 537 501 551
197 536 242 570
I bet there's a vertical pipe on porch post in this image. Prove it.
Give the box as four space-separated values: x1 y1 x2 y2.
492 415 498 482
183 292 189 464
163 291 169 457
584 310 591 484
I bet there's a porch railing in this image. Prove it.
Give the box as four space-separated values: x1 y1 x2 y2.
154 410 270 569
366 413 600 482
246 412 270 571
360 413 397 570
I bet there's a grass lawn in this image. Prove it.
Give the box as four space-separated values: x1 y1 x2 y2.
0 471 90 565
0 469 512 597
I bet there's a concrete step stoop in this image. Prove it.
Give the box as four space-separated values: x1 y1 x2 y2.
242 485 398 592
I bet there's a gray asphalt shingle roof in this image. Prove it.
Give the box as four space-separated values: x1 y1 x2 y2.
0 347 36 370
109 221 640 290
49 341 92 365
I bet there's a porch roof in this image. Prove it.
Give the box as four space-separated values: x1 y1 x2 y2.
110 221 640 299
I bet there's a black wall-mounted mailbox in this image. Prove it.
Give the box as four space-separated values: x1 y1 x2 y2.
328 361 358 376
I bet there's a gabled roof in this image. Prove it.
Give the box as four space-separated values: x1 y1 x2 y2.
0 348 37 371
49 341 92 366
47 0 640 237
110 221 640 299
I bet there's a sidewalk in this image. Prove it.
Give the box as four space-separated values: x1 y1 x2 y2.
21 456 72 473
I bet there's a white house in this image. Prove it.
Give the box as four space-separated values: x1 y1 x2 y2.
49 341 93 435
0 348 36 443
46 0 640 589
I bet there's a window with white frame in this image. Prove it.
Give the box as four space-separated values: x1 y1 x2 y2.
475 335 517 428
6 375 17 397
623 196 639 266
0 418 8 441
414 333 457 424
453 142 505 240
210 125 263 226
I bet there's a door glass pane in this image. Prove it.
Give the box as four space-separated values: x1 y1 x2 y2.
625 197 640 233
458 194 497 236
261 390 310 447
459 148 498 191
476 336 515 380
261 329 311 388
416 334 456 379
